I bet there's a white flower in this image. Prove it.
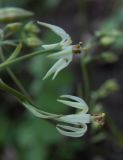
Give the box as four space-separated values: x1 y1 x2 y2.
38 21 81 80
43 46 73 80
0 79 105 138
56 95 91 137
23 94 91 137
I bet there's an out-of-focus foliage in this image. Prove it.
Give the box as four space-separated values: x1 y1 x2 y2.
0 0 123 160
0 5 73 159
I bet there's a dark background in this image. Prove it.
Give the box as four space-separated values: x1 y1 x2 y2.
0 0 123 160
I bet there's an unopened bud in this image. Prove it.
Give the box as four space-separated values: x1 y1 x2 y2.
24 21 40 33
0 7 34 22
5 22 22 32
25 36 41 47
101 52 118 63
100 36 115 46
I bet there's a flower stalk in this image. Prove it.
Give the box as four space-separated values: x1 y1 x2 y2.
0 21 105 138
0 79 105 137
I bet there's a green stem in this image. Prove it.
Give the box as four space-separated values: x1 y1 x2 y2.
0 47 30 98
7 69 30 97
81 55 90 104
78 0 88 35
0 49 48 71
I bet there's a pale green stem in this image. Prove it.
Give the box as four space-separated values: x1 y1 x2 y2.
81 56 90 104
0 49 48 70
0 47 30 98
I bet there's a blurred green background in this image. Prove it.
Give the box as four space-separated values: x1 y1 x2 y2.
0 0 123 160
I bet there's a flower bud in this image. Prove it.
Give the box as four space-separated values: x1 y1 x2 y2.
97 79 119 98
24 21 40 33
25 36 42 47
100 36 115 46
0 7 34 22
100 52 118 63
5 22 22 32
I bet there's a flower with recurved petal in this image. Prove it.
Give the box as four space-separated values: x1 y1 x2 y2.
55 95 91 137
38 21 82 80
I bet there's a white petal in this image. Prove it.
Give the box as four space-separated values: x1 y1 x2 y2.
58 95 88 113
43 59 63 80
57 100 83 109
48 46 73 59
42 43 61 50
56 124 87 137
37 21 72 47
57 113 91 124
52 57 72 79
43 57 71 80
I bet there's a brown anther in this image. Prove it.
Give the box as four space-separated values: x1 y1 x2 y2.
72 43 82 54
91 113 106 126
